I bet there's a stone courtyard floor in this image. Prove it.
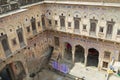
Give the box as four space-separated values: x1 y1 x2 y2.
28 69 78 80
69 62 120 80
26 61 120 80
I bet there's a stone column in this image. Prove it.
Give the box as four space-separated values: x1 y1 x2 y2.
84 55 87 67
72 47 75 63
98 57 102 71
61 44 65 59
84 48 88 67
98 50 103 71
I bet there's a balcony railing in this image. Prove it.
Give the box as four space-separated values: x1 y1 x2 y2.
5 49 12 57
0 4 10 13
0 0 8 5
89 31 96 37
74 29 80 34
0 1 20 14
20 0 44 6
60 27 66 32
20 42 26 48
32 29 37 35
106 34 112 39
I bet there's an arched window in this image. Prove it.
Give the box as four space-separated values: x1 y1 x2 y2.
59 14 65 27
74 17 80 29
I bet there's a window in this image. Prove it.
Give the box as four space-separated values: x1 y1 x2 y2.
37 21 40 27
83 25 86 30
55 20 58 25
12 38 17 45
99 27 104 32
41 15 45 26
106 23 113 34
117 29 120 35
90 22 96 32
26 26 30 33
48 19 52 26
102 61 108 68
104 51 111 59
60 16 65 27
17 28 24 43
54 36 59 46
68 22 71 27
2 38 9 51
74 19 79 29
31 17 36 31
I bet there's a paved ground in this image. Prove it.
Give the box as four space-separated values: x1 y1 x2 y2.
69 62 120 80
28 69 77 80
25 62 120 80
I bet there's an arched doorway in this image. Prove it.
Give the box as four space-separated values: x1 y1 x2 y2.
0 61 26 80
64 42 72 61
87 48 99 67
75 45 85 63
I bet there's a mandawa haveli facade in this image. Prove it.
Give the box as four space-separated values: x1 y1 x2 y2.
0 0 120 80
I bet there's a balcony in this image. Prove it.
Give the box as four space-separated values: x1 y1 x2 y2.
98 32 104 38
106 34 112 39
10 3 19 10
74 29 80 34
60 27 66 32
89 31 96 37
0 4 10 13
32 29 37 35
20 0 44 6
0 0 8 5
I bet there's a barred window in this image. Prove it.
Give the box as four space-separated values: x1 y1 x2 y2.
60 15 65 27
74 19 79 29
90 22 96 32
102 61 108 68
107 24 113 34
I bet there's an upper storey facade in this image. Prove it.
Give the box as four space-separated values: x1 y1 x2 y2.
0 0 120 61
1 0 120 14
45 3 120 43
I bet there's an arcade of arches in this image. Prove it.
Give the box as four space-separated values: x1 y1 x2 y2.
63 42 100 68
